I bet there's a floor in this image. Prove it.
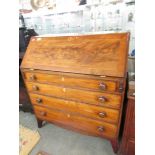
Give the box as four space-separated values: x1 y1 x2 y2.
19 111 115 155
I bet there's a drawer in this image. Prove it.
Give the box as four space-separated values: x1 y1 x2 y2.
34 105 118 139
29 93 120 124
26 82 122 109
23 71 121 93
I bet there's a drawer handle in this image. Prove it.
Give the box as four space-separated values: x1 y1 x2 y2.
30 74 36 80
98 112 106 118
97 126 104 132
99 82 107 90
36 98 42 103
32 85 39 91
98 96 107 103
40 111 46 116
119 83 124 92
119 87 123 92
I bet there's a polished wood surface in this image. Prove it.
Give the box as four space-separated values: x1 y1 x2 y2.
34 105 118 139
26 81 122 109
21 33 130 153
118 85 135 155
23 70 121 93
111 139 119 153
21 33 129 77
29 93 119 124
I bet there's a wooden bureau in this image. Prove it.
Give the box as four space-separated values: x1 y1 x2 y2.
20 32 129 153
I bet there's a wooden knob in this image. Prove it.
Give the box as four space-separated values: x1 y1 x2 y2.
32 85 39 91
98 96 106 103
119 83 124 92
99 82 107 90
97 126 104 132
36 98 42 103
119 87 123 92
98 112 106 118
40 111 46 116
30 74 36 80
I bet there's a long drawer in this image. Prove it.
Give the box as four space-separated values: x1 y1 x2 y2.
29 93 119 124
34 105 118 139
26 82 122 109
23 71 122 93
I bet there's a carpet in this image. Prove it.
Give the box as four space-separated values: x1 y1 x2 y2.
19 125 40 155
36 151 51 155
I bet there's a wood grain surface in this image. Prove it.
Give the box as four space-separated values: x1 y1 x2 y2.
34 105 118 139
21 33 129 77
118 96 135 155
29 93 120 124
24 70 120 93
26 81 122 109
20 33 130 153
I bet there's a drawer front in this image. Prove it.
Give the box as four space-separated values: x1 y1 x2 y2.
24 71 119 93
26 82 122 109
29 93 119 124
34 105 118 139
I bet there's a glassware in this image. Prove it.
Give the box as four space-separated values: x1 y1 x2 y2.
96 18 104 31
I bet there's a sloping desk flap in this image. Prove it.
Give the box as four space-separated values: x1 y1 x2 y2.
21 33 129 77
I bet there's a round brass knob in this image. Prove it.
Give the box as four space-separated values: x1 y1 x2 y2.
98 96 106 103
40 111 46 116
99 82 107 90
30 74 36 80
97 126 104 132
32 85 39 91
36 98 42 103
98 112 106 118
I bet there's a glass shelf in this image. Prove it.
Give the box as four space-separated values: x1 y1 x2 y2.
23 1 126 18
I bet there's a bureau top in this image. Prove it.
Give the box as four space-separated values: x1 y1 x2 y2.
31 31 128 37
21 32 130 77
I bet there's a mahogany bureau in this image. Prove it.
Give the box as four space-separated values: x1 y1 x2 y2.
20 32 130 153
